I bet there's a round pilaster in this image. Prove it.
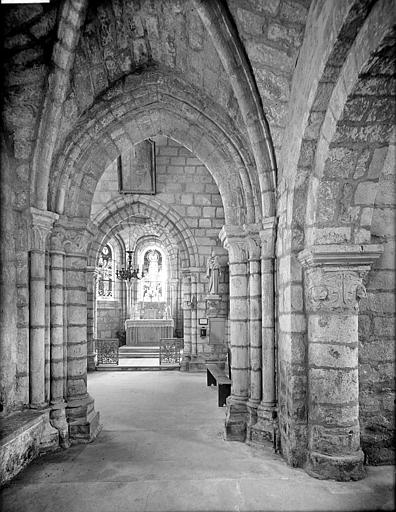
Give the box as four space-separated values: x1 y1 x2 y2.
245 235 262 432
220 226 249 441
181 272 192 370
29 208 58 408
252 218 277 446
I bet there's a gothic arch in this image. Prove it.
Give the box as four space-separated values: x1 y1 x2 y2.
275 0 396 468
88 195 200 270
305 13 396 244
46 70 261 225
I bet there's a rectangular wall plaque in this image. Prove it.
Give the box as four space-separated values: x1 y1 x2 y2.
118 139 156 194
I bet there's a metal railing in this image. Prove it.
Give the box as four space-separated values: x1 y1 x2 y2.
96 338 119 365
159 338 183 365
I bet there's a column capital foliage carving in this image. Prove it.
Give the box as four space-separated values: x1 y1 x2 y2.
28 207 59 251
220 220 277 262
298 244 383 312
219 224 246 263
259 216 276 259
51 215 97 254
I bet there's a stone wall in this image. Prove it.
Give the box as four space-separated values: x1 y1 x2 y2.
91 136 229 361
359 140 396 464
96 301 123 340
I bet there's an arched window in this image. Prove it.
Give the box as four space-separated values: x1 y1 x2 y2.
96 243 114 299
138 248 167 302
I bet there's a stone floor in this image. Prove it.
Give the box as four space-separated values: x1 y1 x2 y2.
1 371 394 512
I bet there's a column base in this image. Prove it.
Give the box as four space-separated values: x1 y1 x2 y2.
249 403 279 450
50 402 70 448
180 355 191 372
305 450 366 481
224 396 248 441
246 399 259 440
39 411 60 452
66 394 102 443
87 352 96 372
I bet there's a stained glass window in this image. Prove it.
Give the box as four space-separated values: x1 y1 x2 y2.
97 244 114 299
139 248 166 302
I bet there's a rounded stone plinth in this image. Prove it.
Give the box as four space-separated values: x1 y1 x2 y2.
306 450 366 481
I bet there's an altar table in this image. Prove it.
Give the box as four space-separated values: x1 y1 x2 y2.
125 318 174 345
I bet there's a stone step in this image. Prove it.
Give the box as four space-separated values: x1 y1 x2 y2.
119 346 160 358
96 365 180 372
119 345 159 354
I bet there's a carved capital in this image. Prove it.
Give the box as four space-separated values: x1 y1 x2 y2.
299 244 383 313
219 224 247 264
304 268 368 312
259 217 276 259
245 234 261 261
29 207 59 251
51 215 95 254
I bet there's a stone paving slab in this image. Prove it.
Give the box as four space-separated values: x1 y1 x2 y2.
1 372 394 512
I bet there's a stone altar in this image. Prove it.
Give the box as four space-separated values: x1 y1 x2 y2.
125 318 174 345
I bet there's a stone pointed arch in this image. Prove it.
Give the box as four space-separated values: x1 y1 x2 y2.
88 195 200 270
193 0 277 218
31 0 88 210
48 70 261 225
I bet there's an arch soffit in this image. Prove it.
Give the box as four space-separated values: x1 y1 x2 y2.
88 196 199 269
305 3 396 246
282 0 396 251
49 72 260 225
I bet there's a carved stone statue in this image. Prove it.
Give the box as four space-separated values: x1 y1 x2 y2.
206 254 220 295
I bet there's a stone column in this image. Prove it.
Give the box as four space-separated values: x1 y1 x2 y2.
0 169 17 411
220 226 249 441
55 218 101 443
190 276 198 357
245 234 262 438
65 247 100 441
29 208 58 408
252 218 277 444
49 247 69 446
180 272 191 371
86 266 97 371
298 244 382 481
45 252 51 403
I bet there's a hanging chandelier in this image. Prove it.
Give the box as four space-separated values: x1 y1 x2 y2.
116 250 144 281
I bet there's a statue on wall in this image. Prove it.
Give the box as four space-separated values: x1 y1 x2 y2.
206 254 220 295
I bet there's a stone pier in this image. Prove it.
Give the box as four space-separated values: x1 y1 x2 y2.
299 244 383 481
220 226 249 441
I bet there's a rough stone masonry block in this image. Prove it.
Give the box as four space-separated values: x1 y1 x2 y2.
308 315 357 344
309 344 357 368
310 368 358 404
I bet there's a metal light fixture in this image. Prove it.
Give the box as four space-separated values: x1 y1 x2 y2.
116 249 144 281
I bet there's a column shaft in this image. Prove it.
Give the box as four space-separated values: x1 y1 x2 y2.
29 249 47 407
247 258 262 428
251 219 277 446
191 278 198 357
181 275 191 370
50 251 66 403
86 266 96 371
299 244 382 481
66 253 88 400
